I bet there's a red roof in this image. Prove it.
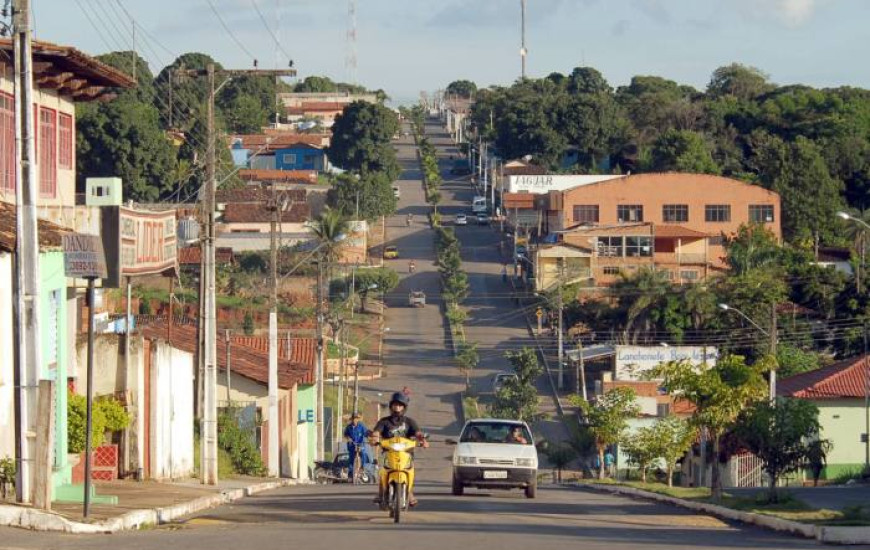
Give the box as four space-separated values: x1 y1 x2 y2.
141 323 313 388
231 335 317 370
286 102 347 114
653 225 709 238
779 356 869 399
238 169 318 184
0 201 69 252
216 187 307 204
222 202 310 224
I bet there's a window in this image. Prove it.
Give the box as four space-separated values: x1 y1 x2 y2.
749 204 775 223
58 113 73 169
709 235 724 246
657 403 671 417
597 236 623 257
573 205 599 224
282 153 297 165
602 266 621 275
662 204 688 223
625 236 653 257
0 93 13 192
617 204 643 222
705 204 731 222
38 107 56 198
658 269 674 280
681 270 699 281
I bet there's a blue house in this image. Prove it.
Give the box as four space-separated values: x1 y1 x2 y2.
274 144 327 171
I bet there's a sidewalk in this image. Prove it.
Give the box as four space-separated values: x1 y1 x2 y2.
0 477 297 533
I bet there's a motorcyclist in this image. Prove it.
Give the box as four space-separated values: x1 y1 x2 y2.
343 412 369 481
406 213 413 227
370 391 428 506
409 260 416 273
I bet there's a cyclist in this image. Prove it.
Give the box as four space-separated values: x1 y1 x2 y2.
343 412 369 482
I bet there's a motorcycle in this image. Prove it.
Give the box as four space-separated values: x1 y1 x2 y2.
375 435 424 523
314 451 374 484
409 261 416 273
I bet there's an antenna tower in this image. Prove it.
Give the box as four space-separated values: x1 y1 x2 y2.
346 0 358 84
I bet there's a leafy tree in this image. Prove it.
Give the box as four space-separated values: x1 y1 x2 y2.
328 101 401 178
622 426 660 482
651 355 769 500
327 171 397 221
650 129 720 174
707 63 774 100
572 387 640 479
218 74 277 133
543 444 577 482
294 75 338 93
724 223 782 276
776 345 822 378
652 416 696 487
351 267 399 312
611 267 672 344
96 51 156 103
492 348 543 422
243 311 255 336
446 79 477 98
456 341 480 391
734 398 821 502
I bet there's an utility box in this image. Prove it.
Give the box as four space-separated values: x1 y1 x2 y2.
85 177 123 207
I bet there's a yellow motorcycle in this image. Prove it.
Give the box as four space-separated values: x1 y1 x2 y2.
376 436 419 523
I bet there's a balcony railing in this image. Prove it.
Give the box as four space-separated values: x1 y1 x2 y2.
655 252 708 265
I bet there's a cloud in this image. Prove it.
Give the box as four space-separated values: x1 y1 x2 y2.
611 19 630 37
630 0 671 25
731 0 821 27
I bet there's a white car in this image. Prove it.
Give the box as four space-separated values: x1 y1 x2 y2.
392 186 401 199
448 419 538 498
455 213 468 226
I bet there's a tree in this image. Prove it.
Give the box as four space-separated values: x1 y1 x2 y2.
650 129 720 174
243 311 255 336
622 426 659 482
734 398 821 502
446 79 477 98
707 64 773 100
327 171 397 221
351 267 399 312
310 207 350 265
328 101 401 178
456 342 480 391
651 355 769 500
294 76 338 93
724 223 782 276
652 416 696 487
775 345 823 378
491 348 543 421
572 387 640 479
543 444 577 482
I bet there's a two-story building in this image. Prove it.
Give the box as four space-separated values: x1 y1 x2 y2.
530 173 781 290
230 133 330 172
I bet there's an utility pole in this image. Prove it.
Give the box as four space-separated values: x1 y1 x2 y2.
315 260 325 461
12 0 42 505
520 0 527 79
224 329 232 403
769 303 778 401
176 64 297 484
558 258 565 390
336 320 346 450
267 183 280 477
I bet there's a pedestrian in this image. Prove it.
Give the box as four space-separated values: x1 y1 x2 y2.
501 264 508 283
604 449 616 478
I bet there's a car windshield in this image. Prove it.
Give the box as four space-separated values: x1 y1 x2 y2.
460 422 532 445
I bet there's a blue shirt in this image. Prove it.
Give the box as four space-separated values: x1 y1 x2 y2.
344 422 368 445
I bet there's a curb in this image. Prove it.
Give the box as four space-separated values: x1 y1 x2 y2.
0 479 297 534
578 482 870 545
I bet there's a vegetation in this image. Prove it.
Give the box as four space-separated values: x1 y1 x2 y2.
0 456 15 500
456 342 480 391
217 408 266 476
446 79 478 98
327 171 398 221
348 267 399 312
328 101 401 180
572 387 640 479
622 416 696 486
491 348 544 422
68 395 131 453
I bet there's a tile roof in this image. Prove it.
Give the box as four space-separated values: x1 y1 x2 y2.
653 225 710 238
216 187 307 204
778 356 869 399
0 201 70 253
141 322 314 388
230 133 329 151
222 202 310 224
502 165 548 177
238 169 318 184
231 335 318 370
286 102 347 114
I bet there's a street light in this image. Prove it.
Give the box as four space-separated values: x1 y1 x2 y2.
719 302 777 400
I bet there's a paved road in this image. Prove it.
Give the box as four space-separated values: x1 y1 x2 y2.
0 484 843 550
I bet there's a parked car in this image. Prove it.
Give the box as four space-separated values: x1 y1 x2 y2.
383 246 399 259
408 291 426 307
491 372 518 394
448 419 538 498
476 212 490 225
392 186 401 199
455 213 468 226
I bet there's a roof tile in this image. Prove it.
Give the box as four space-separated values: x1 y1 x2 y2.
222 202 310 224
778 356 869 399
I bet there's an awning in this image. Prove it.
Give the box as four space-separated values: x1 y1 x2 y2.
566 344 615 362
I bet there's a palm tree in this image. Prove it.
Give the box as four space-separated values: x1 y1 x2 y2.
309 207 350 281
612 267 671 344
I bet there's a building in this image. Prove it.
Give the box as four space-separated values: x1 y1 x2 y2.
527 173 781 289
278 92 379 128
230 133 330 173
779 357 869 479
214 188 311 252
0 39 135 227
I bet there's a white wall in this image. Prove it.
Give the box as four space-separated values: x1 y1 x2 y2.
149 342 194 480
0 253 14 460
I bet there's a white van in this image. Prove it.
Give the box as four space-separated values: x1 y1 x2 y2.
472 196 487 213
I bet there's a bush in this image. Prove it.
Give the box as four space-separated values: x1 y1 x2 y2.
217 409 266 476
68 395 131 453
243 311 255 335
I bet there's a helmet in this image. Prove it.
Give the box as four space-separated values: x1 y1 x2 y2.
389 391 410 408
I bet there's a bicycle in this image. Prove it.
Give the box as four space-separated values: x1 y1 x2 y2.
350 443 372 484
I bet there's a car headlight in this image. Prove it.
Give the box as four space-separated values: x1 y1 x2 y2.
515 458 535 467
458 456 477 465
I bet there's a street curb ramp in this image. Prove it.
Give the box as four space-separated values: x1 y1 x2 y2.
579 482 870 545
0 479 298 534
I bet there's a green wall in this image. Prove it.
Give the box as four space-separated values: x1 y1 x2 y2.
296 384 317 469
38 251 70 491
813 399 867 468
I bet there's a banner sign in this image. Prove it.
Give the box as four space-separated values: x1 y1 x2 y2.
101 206 178 287
506 174 622 194
615 345 718 381
62 233 107 279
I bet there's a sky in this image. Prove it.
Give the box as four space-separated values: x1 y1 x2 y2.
34 0 870 105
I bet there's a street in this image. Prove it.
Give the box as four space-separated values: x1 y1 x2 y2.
0 121 853 550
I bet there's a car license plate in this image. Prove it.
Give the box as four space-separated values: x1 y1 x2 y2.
483 470 508 480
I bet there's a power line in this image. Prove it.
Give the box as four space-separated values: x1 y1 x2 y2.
250 0 293 64
205 0 257 63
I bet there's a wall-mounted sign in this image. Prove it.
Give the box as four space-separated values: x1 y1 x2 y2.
101 206 178 287
62 233 107 279
506 174 622 194
615 345 718 381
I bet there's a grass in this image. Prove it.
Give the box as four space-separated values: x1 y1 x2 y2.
579 479 870 526
829 465 870 485
193 432 239 480
462 395 482 421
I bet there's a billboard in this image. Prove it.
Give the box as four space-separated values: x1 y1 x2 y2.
62 233 107 279
506 174 622 194
615 345 718 381
101 206 178 287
